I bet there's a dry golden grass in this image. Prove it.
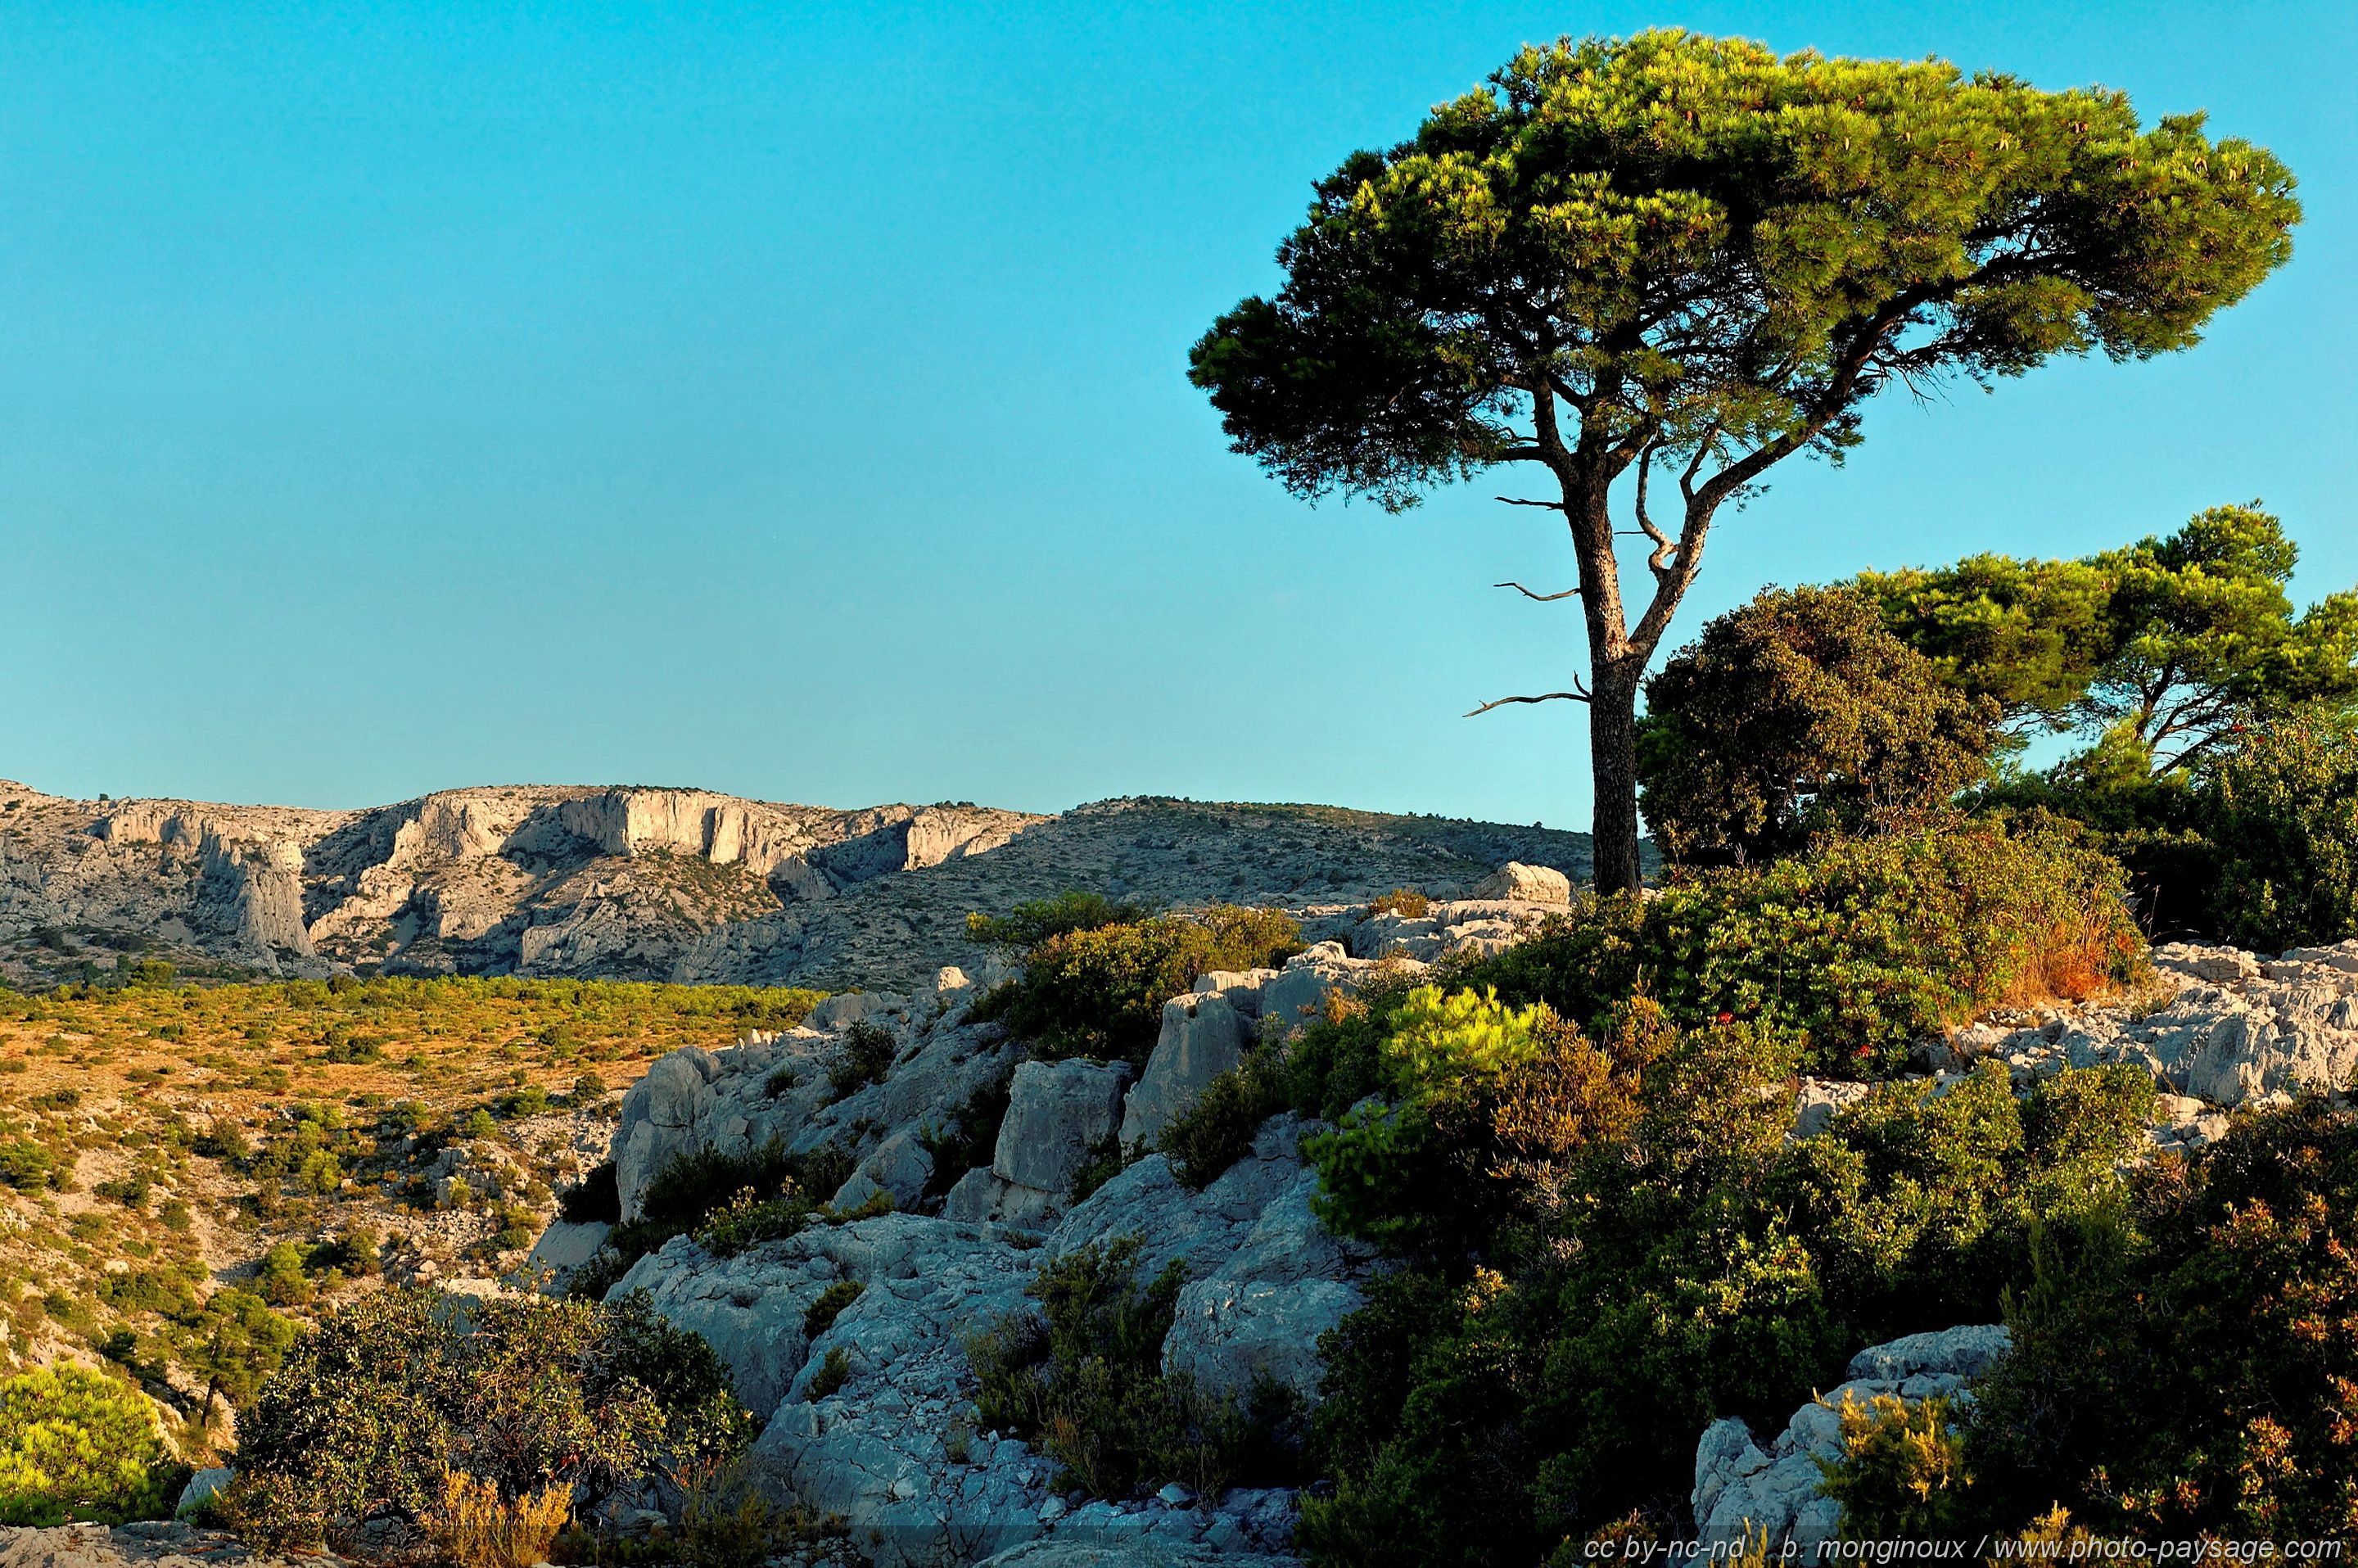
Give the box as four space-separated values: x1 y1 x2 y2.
428 1470 572 1568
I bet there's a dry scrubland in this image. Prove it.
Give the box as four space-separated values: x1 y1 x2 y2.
0 974 820 1439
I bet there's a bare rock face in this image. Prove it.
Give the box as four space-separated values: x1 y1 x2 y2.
1119 996 1254 1155
993 1060 1133 1195
1910 939 2358 1121
0 1522 321 1568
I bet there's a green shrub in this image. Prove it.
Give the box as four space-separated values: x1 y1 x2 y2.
1814 1393 1972 1542
966 891 1156 951
1366 888 1430 919
231 1288 751 1552
966 1236 1303 1500
1638 585 2002 866
1160 1047 1290 1191
581 1140 824 1286
0 1365 178 1525
802 1281 864 1340
1295 981 2158 1561
255 1241 314 1306
0 1140 56 1191
1960 1097 2358 1541
980 906 1303 1065
2206 708 2358 948
919 1069 1015 1201
694 1186 817 1258
196 1113 253 1159
804 1347 852 1400
558 1161 622 1225
826 1021 897 1098
1461 821 2144 1074
1068 1136 1125 1204
675 1459 847 1568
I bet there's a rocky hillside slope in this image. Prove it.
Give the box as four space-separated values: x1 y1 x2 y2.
0 782 1595 992
562 929 2358 1565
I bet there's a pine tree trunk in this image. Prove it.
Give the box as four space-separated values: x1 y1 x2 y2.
1588 670 1644 894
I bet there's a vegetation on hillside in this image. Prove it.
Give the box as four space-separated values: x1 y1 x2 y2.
0 970 820 1484
969 899 1302 1065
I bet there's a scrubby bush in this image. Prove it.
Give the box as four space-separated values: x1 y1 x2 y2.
1461 821 2144 1074
1638 585 2003 866
0 1139 56 1191
0 1365 179 1525
802 1281 865 1340
558 1160 622 1225
674 1458 847 1568
967 1236 1303 1500
1292 983 2157 1561
693 1185 818 1258
966 891 1156 951
919 1069 1014 1201
804 1347 851 1400
976 906 1303 1064
2206 708 2358 949
228 1287 751 1552
1958 1097 2358 1541
426 1471 571 1568
1814 1393 1972 1542
575 1140 847 1291
1159 1047 1289 1190
826 1020 897 1098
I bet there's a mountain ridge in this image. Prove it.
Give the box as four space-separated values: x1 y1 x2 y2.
0 780 1595 992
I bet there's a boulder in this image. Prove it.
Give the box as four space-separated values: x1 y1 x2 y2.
995 1060 1134 1194
1163 1277 1361 1404
844 1129 934 1211
1470 862 1572 905
1159 1160 1373 1404
174 1468 234 1518
522 1219 612 1291
942 1167 1064 1228
1191 969 1283 1014
1790 1079 1871 1141
1845 1323 2013 1381
1347 913 1443 962
1256 962 1360 1039
1691 1324 2011 1548
613 1046 726 1221
2152 943 2261 986
1119 996 1252 1154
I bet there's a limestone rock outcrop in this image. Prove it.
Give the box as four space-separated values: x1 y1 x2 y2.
0 1522 320 1568
1691 1325 2012 1552
604 1106 1357 1567
1917 939 2358 1120
1470 861 1573 905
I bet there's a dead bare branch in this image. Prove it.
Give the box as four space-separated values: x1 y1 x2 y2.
1466 684 1592 716
1494 581 1582 602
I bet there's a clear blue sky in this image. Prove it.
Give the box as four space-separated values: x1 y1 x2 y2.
1 2 2349 831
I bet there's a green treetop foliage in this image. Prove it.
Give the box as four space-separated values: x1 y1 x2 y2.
1636 585 2002 864
1861 504 2358 775
1190 28 2299 894
0 1365 178 1526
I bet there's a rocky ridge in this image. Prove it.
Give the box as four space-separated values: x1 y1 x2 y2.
580 926 2358 1563
0 781 1592 991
